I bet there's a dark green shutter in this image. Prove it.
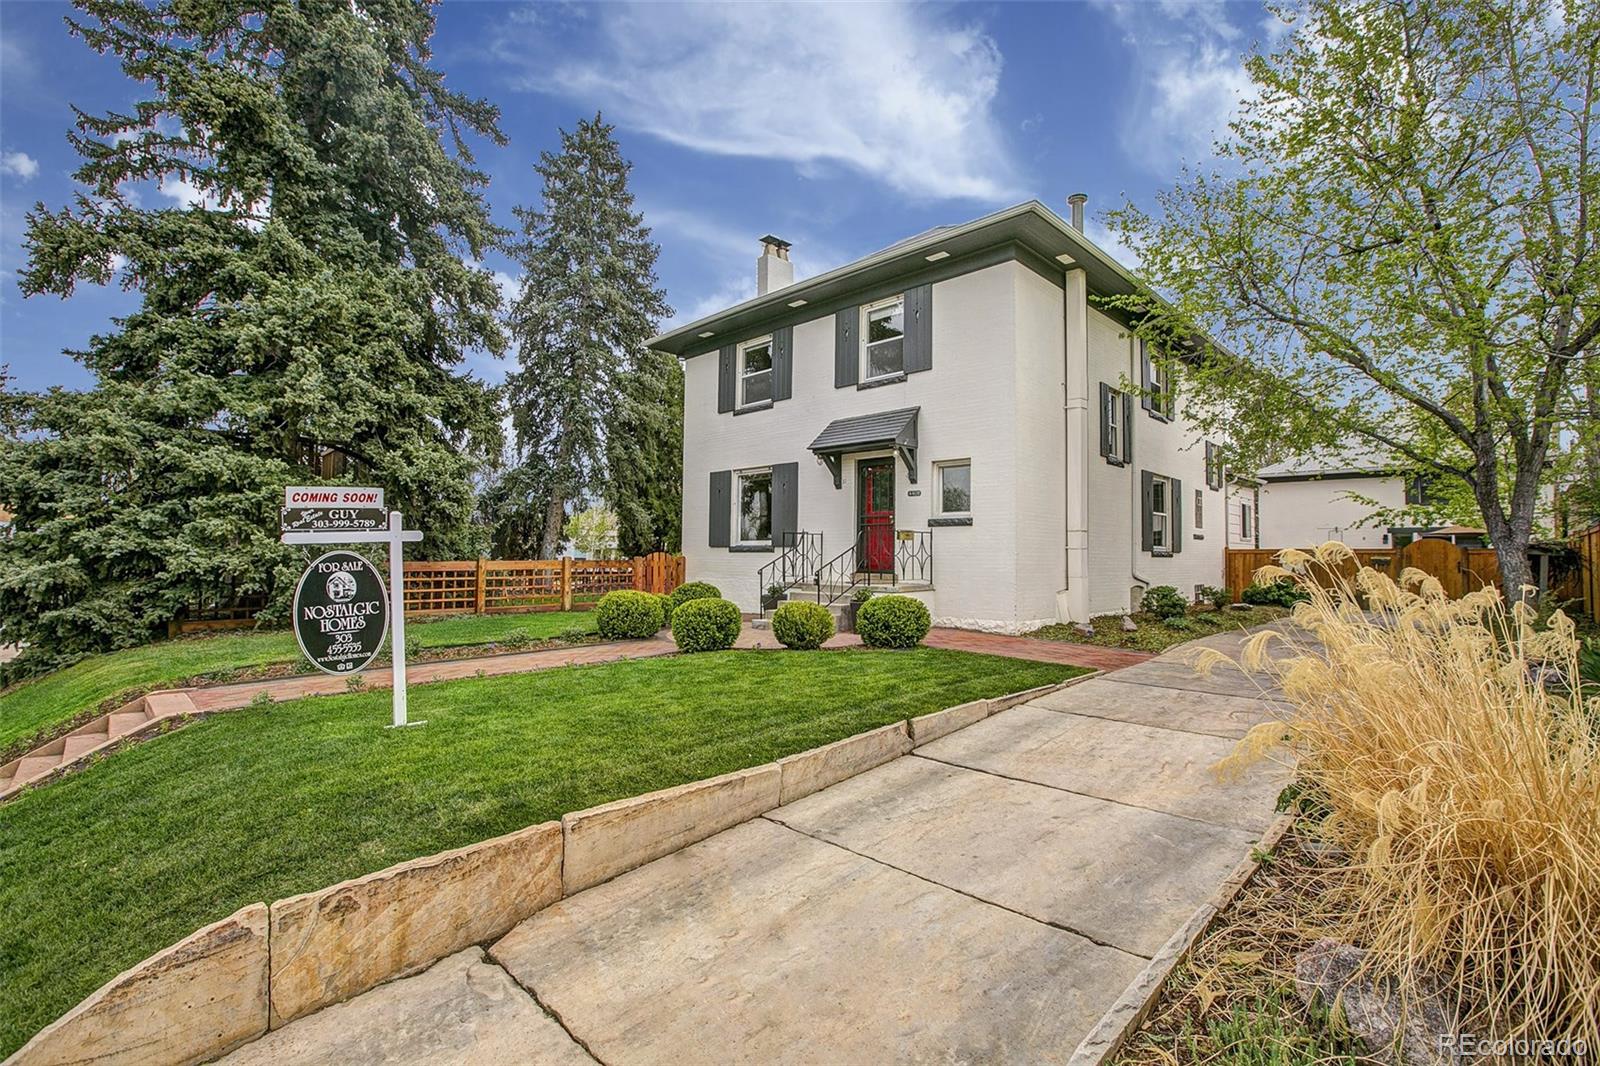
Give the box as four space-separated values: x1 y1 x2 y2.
771 462 799 546
772 326 793 401
708 470 731 547
1140 470 1154 552
1122 393 1134 461
717 346 735 413
904 284 933 373
1098 382 1113 460
1139 341 1153 412
835 307 859 388
1171 477 1184 553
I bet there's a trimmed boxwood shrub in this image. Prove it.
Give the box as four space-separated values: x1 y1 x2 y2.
1242 578 1310 608
655 592 675 626
856 594 931 649
666 581 721 620
771 600 836 650
595 590 665 639
1139 584 1189 620
671 597 742 652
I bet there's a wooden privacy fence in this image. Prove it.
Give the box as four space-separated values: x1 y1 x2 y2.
403 552 686 617
1224 539 1503 603
1579 523 1600 621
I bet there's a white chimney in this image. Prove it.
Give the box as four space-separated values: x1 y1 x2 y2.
756 234 793 296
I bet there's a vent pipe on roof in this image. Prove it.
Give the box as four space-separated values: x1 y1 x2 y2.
1067 193 1087 233
757 234 793 296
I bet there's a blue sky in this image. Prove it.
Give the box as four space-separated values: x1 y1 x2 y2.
0 0 1278 393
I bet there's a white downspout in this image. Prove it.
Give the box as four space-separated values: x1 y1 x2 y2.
1129 334 1151 604
1057 267 1091 624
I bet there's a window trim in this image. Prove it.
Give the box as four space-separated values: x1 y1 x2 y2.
1150 474 1171 553
933 459 973 520
733 466 774 547
1240 502 1253 540
860 294 907 384
1194 487 1204 531
737 336 774 410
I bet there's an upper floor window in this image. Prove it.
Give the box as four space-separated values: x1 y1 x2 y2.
1149 359 1171 417
1105 387 1124 462
862 296 905 381
739 337 773 407
1194 488 1204 531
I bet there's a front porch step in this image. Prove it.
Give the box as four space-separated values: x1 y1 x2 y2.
783 582 933 605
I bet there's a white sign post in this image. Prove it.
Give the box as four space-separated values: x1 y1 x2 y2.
282 507 424 728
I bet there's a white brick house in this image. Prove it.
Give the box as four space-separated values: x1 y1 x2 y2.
646 201 1229 629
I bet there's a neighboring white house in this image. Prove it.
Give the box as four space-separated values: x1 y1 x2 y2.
1254 450 1418 549
646 201 1229 630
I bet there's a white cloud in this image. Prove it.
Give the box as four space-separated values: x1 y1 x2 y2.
662 275 754 330
492 270 519 309
1092 0 1259 174
1 151 39 180
644 203 846 285
1085 218 1141 270
502 2 1022 202
158 175 220 209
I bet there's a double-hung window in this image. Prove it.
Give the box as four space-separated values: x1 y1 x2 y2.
862 296 905 381
1150 475 1171 552
1149 359 1171 417
1105 387 1124 462
736 468 773 546
739 337 773 407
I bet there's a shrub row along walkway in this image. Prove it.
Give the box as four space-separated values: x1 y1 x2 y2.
219 628 1284 1065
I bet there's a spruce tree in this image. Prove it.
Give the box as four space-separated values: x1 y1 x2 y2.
607 346 683 555
0 0 506 669
503 114 670 558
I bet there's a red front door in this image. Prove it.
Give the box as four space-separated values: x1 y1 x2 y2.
858 459 895 573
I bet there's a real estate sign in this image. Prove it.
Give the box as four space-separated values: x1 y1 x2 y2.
280 506 388 534
292 550 390 675
284 486 385 509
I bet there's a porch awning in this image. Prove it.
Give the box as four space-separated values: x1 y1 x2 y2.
807 406 919 488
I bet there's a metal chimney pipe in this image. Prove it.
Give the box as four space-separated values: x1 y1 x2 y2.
1067 193 1087 233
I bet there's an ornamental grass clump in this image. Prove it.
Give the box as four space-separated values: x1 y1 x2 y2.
1200 542 1600 1047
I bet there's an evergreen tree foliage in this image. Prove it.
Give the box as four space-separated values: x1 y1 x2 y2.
502 114 671 559
607 346 683 555
0 0 506 670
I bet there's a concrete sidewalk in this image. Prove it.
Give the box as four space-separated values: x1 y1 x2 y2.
221 628 1286 1066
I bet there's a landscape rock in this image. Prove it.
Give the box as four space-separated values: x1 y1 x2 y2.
1120 615 1138 632
1294 938 1462 1065
10 903 268 1066
268 821 562 1028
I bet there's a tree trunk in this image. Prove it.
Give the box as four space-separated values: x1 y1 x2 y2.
1476 473 1537 605
538 493 565 560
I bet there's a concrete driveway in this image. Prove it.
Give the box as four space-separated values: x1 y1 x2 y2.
222 627 1290 1066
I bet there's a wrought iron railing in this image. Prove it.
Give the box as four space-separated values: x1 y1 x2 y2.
756 531 824 617
811 529 934 607
892 529 934 586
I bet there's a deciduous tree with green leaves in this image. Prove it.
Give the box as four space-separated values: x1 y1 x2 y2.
502 114 672 559
0 0 506 670
1110 0 1599 595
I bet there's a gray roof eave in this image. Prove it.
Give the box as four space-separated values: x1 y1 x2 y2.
647 201 1149 359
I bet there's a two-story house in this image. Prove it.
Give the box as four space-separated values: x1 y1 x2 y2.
646 200 1228 631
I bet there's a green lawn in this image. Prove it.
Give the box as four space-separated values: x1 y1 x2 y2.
1029 605 1289 654
0 612 599 760
0 647 1079 1055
